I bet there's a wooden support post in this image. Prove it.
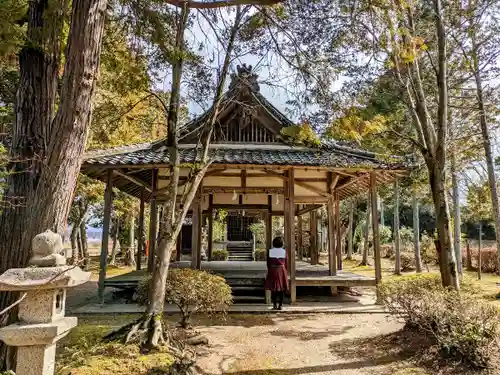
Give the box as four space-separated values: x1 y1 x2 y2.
335 195 342 271
147 169 158 273
310 210 318 265
136 187 145 271
284 173 291 270
327 197 337 276
370 173 382 303
297 211 303 261
288 169 296 304
191 189 203 270
266 195 273 250
207 194 214 261
98 170 113 303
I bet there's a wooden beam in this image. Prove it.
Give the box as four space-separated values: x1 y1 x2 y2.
310 210 318 265
147 169 159 272
327 196 337 276
207 194 214 261
297 213 303 261
203 186 284 194
176 227 182 262
204 168 227 176
295 196 329 203
296 204 323 216
335 194 342 271
335 174 369 192
212 203 269 210
98 170 113 303
136 187 145 271
266 170 330 198
328 172 340 192
287 169 296 304
295 178 327 182
114 169 152 192
370 172 382 302
241 170 247 188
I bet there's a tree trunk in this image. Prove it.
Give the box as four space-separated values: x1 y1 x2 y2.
70 225 79 265
478 222 482 280
0 0 107 369
347 200 354 260
450 153 462 276
428 158 459 289
412 191 422 273
466 239 473 271
80 218 90 270
361 194 371 266
394 178 401 275
77 228 84 262
109 217 120 266
467 0 500 276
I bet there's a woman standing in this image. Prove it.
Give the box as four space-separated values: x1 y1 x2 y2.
265 237 289 310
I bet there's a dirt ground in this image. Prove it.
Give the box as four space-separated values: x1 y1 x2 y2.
193 314 440 375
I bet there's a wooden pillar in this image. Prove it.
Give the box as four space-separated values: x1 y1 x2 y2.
310 210 318 265
191 188 202 270
327 197 337 276
284 174 291 270
370 173 382 302
207 194 214 261
288 169 296 304
335 195 342 271
297 210 303 261
147 169 158 272
136 187 145 271
266 195 273 250
98 170 113 302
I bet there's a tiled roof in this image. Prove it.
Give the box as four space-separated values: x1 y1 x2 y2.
83 143 407 169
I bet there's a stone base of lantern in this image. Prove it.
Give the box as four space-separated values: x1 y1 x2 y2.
0 317 77 375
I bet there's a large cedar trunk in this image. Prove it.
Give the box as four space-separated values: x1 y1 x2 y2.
394 178 401 275
427 159 459 289
0 0 107 369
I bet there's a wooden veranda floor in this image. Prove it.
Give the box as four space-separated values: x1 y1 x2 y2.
104 261 376 289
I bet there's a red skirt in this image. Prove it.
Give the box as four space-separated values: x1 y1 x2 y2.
265 261 289 292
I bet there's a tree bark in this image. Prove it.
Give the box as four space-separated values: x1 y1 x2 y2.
394 178 401 275
466 0 500 276
466 240 473 271
77 228 84 262
347 200 354 260
79 216 90 270
412 191 422 273
109 217 120 266
0 0 107 369
450 153 462 276
70 225 79 265
379 197 384 227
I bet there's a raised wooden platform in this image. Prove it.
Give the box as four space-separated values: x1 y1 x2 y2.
104 261 376 290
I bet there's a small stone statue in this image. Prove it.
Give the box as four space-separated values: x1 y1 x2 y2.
29 230 67 267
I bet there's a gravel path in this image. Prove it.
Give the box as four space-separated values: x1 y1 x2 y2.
195 314 416 375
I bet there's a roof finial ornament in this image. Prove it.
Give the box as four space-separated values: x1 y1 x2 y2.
229 63 260 92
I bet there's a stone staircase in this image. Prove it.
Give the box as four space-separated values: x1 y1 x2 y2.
226 241 254 261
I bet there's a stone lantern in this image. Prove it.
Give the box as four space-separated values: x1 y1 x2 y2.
0 230 90 375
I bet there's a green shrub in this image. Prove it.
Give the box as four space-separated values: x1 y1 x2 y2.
378 274 499 368
254 248 267 261
399 226 414 250
421 232 438 267
212 249 229 261
473 248 498 273
400 252 415 271
249 220 265 246
137 269 233 328
379 225 392 244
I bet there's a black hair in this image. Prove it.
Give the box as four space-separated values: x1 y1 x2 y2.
272 237 284 248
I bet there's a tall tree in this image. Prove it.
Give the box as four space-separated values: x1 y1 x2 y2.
0 0 108 369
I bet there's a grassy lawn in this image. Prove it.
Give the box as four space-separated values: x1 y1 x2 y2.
340 255 500 306
56 315 173 375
